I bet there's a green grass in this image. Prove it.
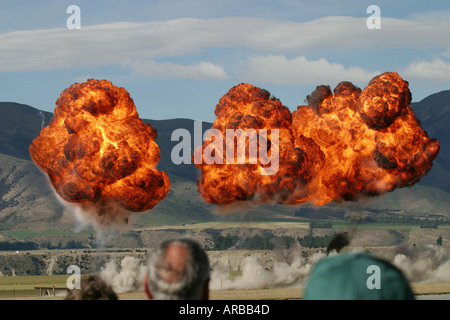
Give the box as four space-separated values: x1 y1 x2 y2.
3 229 94 241
0 274 70 298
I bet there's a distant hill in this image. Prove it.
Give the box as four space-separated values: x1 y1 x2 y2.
143 118 212 182
411 90 450 193
0 102 53 161
0 92 449 231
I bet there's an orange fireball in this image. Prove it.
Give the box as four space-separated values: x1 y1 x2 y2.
29 79 170 225
292 72 439 205
196 73 440 207
194 83 324 205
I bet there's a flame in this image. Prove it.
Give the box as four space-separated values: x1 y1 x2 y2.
194 83 324 205
29 79 170 227
195 72 440 207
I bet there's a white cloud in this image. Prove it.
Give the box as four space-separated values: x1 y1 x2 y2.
126 60 229 80
235 54 450 88
402 59 450 82
1 16 450 74
235 54 380 86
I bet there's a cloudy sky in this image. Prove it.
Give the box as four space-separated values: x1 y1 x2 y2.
1 0 450 122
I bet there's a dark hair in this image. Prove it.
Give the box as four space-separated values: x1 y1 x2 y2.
65 274 118 300
326 232 350 254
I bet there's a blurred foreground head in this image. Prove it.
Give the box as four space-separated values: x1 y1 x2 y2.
326 231 351 254
145 237 210 300
65 274 118 300
304 252 414 300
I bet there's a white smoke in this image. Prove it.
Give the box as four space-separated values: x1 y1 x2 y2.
45 256 57 275
393 245 450 283
96 250 329 294
100 256 148 293
95 244 450 295
52 191 138 241
209 251 327 290
37 110 45 129
70 199 137 233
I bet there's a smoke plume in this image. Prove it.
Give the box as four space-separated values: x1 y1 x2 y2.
100 256 147 293
209 250 328 290
393 245 450 283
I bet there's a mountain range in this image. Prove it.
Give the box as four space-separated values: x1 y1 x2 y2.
0 90 449 232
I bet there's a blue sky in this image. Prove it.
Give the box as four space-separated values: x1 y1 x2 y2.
1 0 450 122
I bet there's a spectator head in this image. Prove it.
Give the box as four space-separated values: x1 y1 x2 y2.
65 274 118 300
145 237 210 300
304 252 414 300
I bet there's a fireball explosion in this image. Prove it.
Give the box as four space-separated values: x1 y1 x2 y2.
195 72 440 207
29 79 170 229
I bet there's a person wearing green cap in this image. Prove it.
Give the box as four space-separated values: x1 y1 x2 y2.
303 252 415 300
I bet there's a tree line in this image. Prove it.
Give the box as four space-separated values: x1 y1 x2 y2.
351 213 450 227
204 229 333 250
39 240 87 249
310 221 333 228
0 240 88 251
0 241 39 251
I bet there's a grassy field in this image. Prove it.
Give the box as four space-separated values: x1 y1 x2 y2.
0 274 69 298
135 220 311 232
1 274 450 300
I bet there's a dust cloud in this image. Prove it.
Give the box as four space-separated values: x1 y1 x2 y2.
393 245 450 283
100 256 147 293
96 245 450 294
